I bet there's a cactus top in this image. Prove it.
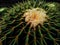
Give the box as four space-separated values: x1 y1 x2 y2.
23 8 48 27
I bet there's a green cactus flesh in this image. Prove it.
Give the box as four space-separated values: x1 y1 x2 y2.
0 0 60 45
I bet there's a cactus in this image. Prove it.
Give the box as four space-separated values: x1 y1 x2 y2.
0 0 60 45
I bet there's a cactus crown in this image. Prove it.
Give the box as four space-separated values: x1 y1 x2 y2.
23 8 48 27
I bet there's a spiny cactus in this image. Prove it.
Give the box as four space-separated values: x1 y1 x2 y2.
0 0 60 45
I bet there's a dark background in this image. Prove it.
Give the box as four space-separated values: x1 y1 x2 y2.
0 0 60 7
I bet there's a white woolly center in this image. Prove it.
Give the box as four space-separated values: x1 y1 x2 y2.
23 8 48 27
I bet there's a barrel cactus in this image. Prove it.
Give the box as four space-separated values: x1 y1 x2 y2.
0 0 60 45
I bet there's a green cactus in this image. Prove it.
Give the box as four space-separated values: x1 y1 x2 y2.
0 0 60 45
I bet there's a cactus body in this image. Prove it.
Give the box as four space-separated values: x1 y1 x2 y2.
0 0 60 45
